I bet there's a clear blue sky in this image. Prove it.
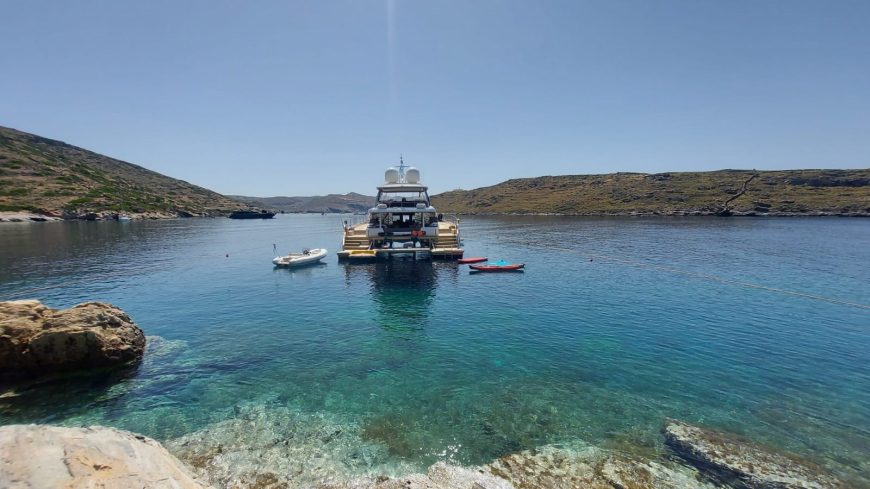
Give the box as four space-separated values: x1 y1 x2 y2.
2 1 868 196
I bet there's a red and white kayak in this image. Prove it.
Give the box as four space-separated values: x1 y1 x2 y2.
457 257 487 264
470 261 525 272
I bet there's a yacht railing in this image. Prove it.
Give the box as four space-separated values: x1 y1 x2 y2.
341 214 368 231
439 213 461 244
344 213 457 229
441 213 460 226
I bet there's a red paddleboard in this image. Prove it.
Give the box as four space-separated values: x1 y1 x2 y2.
457 257 487 264
469 263 525 272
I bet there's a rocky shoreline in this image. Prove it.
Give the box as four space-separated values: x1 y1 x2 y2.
0 419 847 489
161 405 847 489
4 209 867 224
444 210 870 218
0 210 231 223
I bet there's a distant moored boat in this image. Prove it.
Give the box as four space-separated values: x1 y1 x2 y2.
229 210 276 219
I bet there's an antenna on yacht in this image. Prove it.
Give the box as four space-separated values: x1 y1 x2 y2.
398 154 407 183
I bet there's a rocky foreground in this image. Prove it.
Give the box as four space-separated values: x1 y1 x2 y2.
0 300 848 488
0 425 210 489
663 421 842 489
0 300 145 382
0 420 846 489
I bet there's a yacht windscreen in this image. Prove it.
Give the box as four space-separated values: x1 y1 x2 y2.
378 191 429 203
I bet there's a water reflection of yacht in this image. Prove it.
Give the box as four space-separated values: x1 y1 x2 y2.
343 262 458 332
338 158 463 261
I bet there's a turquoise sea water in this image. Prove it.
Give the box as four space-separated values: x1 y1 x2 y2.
0 216 868 484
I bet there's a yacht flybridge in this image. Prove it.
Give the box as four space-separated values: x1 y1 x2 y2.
338 159 463 261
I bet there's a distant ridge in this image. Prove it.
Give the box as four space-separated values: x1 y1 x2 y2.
431 169 870 216
0 126 249 219
230 193 374 214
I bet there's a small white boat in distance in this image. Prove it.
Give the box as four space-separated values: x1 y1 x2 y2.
272 248 328 267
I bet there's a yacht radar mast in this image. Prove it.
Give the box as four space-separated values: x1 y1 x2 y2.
398 155 407 183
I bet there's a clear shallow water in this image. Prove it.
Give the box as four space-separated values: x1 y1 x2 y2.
0 216 868 483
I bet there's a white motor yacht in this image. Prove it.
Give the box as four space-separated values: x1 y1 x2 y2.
338 158 463 261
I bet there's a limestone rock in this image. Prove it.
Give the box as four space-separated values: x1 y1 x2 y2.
321 462 515 489
0 300 145 380
484 444 714 489
0 211 62 222
319 444 718 489
486 444 611 488
0 424 211 489
599 455 717 489
663 420 842 488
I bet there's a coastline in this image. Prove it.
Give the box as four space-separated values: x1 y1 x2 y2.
0 210 228 223
441 210 870 217
3 208 868 224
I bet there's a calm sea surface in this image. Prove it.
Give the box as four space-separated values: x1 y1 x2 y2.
1 216 868 483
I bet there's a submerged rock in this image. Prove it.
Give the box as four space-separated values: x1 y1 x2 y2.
0 300 145 381
144 334 188 359
663 420 842 488
0 424 211 489
167 403 414 489
169 404 717 489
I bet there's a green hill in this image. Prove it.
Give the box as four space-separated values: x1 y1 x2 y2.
0 126 247 219
230 193 374 213
431 169 870 216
